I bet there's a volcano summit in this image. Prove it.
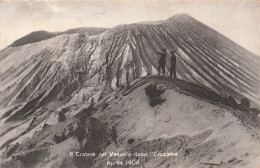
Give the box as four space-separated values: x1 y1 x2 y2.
0 14 259 168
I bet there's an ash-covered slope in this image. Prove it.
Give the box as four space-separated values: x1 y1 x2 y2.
9 27 108 47
92 77 260 168
0 77 259 168
1 14 259 113
0 14 259 150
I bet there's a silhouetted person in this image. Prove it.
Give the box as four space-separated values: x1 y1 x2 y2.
170 50 177 78
75 69 84 89
225 96 237 109
111 125 118 146
157 49 167 76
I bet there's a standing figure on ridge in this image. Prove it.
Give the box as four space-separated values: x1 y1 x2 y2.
75 69 84 89
111 125 119 146
157 49 167 76
170 50 177 78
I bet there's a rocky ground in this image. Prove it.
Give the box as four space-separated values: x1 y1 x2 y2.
0 76 259 168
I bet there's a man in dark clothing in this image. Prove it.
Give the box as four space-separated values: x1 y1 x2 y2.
111 125 118 146
157 49 167 76
75 69 84 88
170 50 177 78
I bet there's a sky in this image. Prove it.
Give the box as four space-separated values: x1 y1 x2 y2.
0 0 260 56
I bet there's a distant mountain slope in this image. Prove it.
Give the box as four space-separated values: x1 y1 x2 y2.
0 13 259 124
63 27 109 36
9 31 58 47
9 27 109 47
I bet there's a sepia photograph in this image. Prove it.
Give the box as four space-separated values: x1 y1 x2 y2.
0 0 259 167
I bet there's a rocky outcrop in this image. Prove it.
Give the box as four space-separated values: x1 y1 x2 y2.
0 76 260 168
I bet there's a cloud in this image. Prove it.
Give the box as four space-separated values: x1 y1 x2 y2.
16 2 55 20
